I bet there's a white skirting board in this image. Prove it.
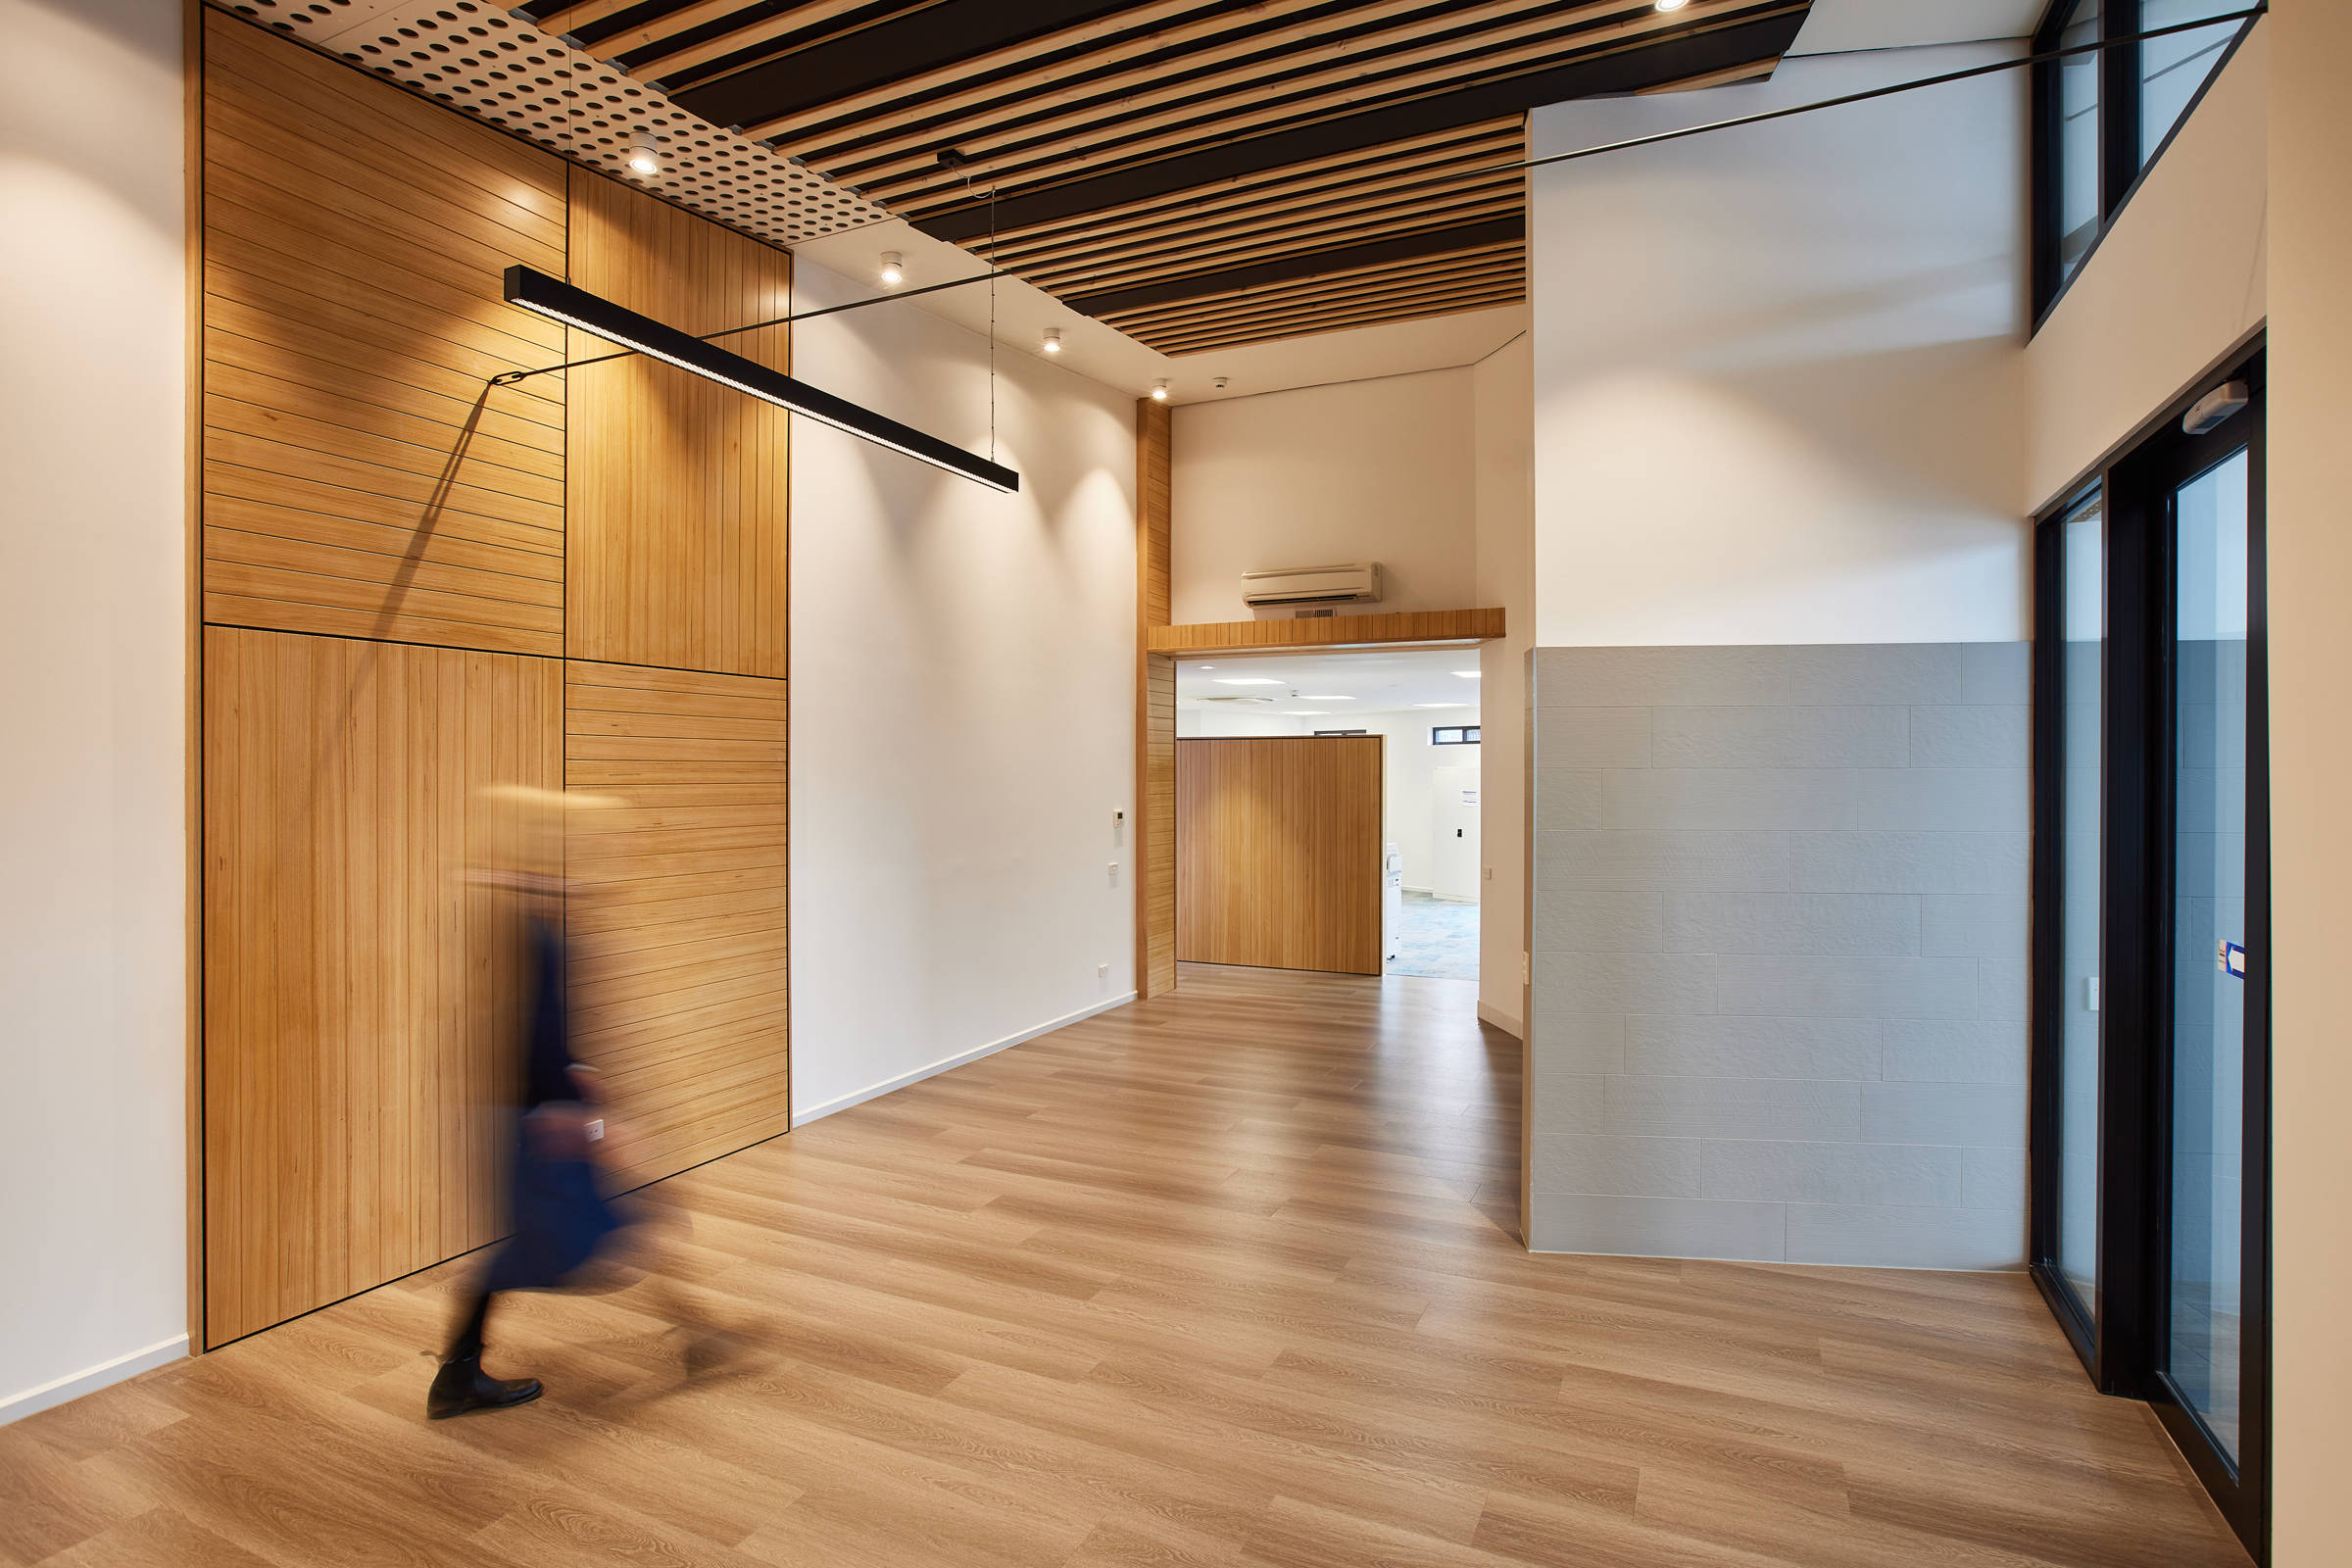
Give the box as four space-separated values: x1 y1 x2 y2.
1477 1000 1523 1040
793 993 1140 1125
0 1334 188 1427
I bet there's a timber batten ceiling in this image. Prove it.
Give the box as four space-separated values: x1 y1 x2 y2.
524 0 1812 354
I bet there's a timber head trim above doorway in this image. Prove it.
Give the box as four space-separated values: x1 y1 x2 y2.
1148 608 1505 656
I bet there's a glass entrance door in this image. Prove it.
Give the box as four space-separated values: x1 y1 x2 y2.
2161 442 2262 1475
2030 354 2268 1562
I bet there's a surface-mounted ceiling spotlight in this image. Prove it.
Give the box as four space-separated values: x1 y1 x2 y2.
502 265 1018 492
1151 379 1169 401
1654 0 1690 11
879 251 905 286
1042 326 1063 354
1212 375 1230 390
626 130 661 175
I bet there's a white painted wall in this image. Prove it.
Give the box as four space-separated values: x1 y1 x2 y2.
1474 333 1533 1034
788 257 1138 1121
2265 2 2350 1556
0 0 190 1420
1529 44 2031 648
2024 24 2269 512
1168 368 1477 623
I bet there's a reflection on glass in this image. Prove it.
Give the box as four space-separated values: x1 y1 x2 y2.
2058 491 2104 1309
2141 0 2243 161
2057 0 2103 281
2170 448 2250 1460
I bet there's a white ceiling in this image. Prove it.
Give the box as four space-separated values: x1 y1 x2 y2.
1177 648 1486 717
1791 0 2046 53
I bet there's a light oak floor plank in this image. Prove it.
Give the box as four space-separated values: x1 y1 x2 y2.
2 964 2246 1566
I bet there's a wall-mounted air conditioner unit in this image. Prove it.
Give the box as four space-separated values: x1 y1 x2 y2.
1241 563 1382 608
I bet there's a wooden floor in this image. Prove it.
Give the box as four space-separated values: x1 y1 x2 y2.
3 964 2249 1567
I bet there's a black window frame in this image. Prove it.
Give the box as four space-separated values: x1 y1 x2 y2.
1430 725 1480 746
2029 344 2269 1561
2031 0 2261 329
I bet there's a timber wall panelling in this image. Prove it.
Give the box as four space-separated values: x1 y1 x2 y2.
564 662 791 1192
202 628 563 1346
1135 399 1176 1000
1175 737 1385 977
200 11 567 657
565 170 791 678
196 13 794 1346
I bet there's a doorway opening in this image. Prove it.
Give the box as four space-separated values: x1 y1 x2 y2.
1175 647 1481 982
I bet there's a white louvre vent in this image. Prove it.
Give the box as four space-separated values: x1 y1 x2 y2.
207 1 891 246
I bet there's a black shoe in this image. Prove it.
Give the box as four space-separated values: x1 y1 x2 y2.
426 1354 543 1420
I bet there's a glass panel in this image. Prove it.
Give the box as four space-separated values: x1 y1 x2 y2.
2057 0 2104 281
2057 489 2105 1308
2169 447 2250 1460
2141 0 2243 162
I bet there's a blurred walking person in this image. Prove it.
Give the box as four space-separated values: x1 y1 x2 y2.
428 786 622 1420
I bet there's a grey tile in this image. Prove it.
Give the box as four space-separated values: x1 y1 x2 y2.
1661 893 1918 956
1883 1019 2028 1084
1700 1141 1962 1206
1533 953 1717 1018
1910 705 2031 767
1785 1203 2024 1269
1528 1069 1605 1135
1538 829 1791 892
1532 889 1662 954
1528 1193 1787 1262
1783 644 1961 706
1604 769 1856 830
1605 1077 1861 1142
1978 958 2029 1020
1625 1014 1883 1080
1921 895 2029 957
1653 707 1909 768
1853 769 2029 832
1534 645 1794 707
1860 1082 2027 1147
1961 642 2032 705
1536 709 1651 769
1714 956 1982 1019
1962 1147 2028 1211
1790 831 2029 896
1531 1016 1627 1077
1531 1134 1703 1197
1535 768 1604 829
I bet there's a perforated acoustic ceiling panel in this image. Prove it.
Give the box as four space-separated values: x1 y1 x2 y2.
206 0 890 246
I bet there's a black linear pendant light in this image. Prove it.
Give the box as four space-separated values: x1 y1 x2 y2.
502 265 1019 493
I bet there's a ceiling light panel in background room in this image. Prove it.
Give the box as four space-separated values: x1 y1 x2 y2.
1454 670 1482 678
502 266 1018 492
1213 677 1285 686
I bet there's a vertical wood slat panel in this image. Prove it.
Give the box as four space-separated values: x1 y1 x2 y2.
1174 737 1385 976
1135 399 1177 998
564 661 791 1190
566 171 792 678
202 626 561 1347
198 11 567 656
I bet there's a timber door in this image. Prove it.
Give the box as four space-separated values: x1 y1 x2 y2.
1176 737 1383 975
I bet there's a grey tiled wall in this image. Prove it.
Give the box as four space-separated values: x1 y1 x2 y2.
1527 644 2030 1269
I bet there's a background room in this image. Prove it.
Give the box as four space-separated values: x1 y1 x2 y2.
1177 648 1484 980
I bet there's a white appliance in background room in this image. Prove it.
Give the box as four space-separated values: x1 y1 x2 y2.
1383 842 1404 964
1432 763 1482 902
